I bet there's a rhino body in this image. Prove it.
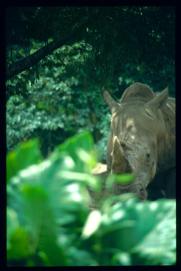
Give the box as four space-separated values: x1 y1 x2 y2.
104 82 175 200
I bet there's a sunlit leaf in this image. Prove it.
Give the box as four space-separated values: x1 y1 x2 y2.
7 139 42 183
52 131 97 173
82 210 102 239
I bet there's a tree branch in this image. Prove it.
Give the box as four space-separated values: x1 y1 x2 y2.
6 19 87 80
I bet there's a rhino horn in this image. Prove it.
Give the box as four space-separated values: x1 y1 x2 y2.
111 136 131 173
103 91 120 113
144 87 168 117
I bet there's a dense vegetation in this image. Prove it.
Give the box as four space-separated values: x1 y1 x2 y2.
6 6 175 157
7 132 176 266
6 7 175 266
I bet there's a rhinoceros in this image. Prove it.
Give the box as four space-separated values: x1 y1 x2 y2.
103 82 175 200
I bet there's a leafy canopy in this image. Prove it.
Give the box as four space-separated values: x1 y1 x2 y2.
6 7 175 158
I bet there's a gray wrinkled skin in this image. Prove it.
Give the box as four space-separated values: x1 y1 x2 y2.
104 82 175 200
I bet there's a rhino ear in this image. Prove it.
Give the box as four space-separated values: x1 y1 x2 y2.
145 87 168 114
103 91 120 113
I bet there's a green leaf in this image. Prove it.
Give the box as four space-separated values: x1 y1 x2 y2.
99 198 176 265
82 210 102 239
106 173 135 190
132 200 176 265
7 208 19 250
113 174 135 185
52 131 97 173
20 183 68 266
7 226 34 260
112 252 131 266
7 139 42 183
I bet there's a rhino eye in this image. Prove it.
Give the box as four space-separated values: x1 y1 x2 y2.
120 142 131 151
146 153 150 160
121 142 126 148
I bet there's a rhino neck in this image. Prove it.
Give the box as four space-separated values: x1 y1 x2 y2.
157 99 175 173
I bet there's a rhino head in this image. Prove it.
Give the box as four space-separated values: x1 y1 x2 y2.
104 83 168 200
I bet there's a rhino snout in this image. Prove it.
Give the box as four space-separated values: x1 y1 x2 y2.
113 182 148 201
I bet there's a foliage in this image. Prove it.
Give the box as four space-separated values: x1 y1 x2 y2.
7 139 42 183
6 39 108 157
6 7 175 159
7 132 176 266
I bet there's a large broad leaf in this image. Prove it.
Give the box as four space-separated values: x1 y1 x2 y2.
20 183 68 266
88 197 176 265
7 132 97 265
52 131 97 173
7 139 42 183
8 182 68 265
103 198 175 246
131 200 176 265
7 208 34 261
8 147 94 218
7 132 99 192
